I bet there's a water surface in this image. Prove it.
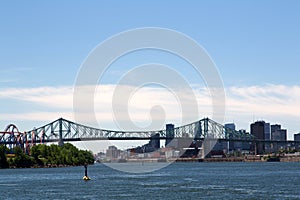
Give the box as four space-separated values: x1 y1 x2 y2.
0 162 299 199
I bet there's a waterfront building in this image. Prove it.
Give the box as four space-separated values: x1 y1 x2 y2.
239 129 251 153
165 124 175 147
271 129 287 141
271 124 287 141
250 121 267 154
150 133 160 149
106 146 120 160
130 133 161 155
251 121 265 139
295 133 300 141
294 133 300 150
264 123 271 152
225 123 236 153
271 124 281 134
271 124 287 152
264 123 271 140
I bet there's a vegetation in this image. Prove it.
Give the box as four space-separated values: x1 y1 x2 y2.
0 145 9 168
0 143 94 169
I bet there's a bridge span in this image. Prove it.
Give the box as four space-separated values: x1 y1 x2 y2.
0 117 252 143
1 118 299 155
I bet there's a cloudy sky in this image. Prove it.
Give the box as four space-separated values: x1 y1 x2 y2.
1 1 300 141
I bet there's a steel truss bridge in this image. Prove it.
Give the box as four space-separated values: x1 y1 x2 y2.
1 118 299 152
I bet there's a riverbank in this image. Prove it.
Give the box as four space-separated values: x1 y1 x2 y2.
180 155 300 162
280 155 300 162
100 154 300 163
7 163 93 169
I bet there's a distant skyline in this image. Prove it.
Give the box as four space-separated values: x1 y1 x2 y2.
1 1 300 140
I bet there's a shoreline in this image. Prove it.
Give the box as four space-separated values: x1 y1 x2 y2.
4 156 300 169
101 155 300 163
3 158 300 169
6 163 93 169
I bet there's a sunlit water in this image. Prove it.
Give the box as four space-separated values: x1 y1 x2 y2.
0 162 299 199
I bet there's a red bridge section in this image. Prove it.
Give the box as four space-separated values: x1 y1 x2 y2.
0 124 44 153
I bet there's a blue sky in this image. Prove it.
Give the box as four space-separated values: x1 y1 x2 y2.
1 1 300 141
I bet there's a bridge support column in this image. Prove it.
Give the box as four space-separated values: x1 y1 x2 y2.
58 118 64 146
201 139 217 158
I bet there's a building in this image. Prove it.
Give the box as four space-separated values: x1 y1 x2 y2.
264 123 271 152
271 124 281 134
264 123 271 140
271 124 287 141
165 124 175 147
149 133 160 150
294 133 300 150
106 146 120 160
251 121 265 140
250 121 267 154
130 133 161 154
271 129 287 141
239 129 251 153
295 133 300 150
225 123 236 153
295 133 300 141
270 124 287 152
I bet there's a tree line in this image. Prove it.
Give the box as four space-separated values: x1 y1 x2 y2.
0 143 94 168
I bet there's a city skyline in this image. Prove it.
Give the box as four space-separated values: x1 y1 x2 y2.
1 1 300 140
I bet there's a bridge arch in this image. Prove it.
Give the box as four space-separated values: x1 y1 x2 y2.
0 124 24 150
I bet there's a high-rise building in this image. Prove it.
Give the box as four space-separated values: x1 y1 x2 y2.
239 129 251 152
225 123 236 132
106 146 120 160
295 133 300 150
250 121 266 154
225 123 236 152
270 124 287 152
251 121 265 139
150 133 160 149
271 124 281 134
165 124 175 147
271 124 287 141
264 123 271 152
264 123 271 140
295 133 300 141
272 129 287 141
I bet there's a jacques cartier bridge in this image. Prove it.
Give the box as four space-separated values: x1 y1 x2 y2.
0 118 299 155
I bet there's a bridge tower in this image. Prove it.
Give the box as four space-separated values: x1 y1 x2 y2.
200 118 220 158
58 118 64 146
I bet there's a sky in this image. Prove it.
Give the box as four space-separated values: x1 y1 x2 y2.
1 1 300 146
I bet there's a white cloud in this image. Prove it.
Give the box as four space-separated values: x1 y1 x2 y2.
227 84 300 116
0 84 299 138
0 86 74 109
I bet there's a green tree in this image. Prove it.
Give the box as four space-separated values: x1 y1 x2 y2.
6 143 96 168
13 146 35 168
31 145 47 166
0 145 9 168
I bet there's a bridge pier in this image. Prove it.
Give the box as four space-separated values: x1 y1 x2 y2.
201 139 218 158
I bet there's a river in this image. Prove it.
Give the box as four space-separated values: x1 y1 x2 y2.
0 162 299 199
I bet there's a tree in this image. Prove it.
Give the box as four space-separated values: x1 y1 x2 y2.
0 143 94 168
31 145 46 166
0 145 9 168
12 146 35 168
